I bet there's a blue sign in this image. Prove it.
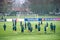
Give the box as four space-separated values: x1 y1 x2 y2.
44 18 56 21
24 18 42 21
38 18 42 21
44 18 53 21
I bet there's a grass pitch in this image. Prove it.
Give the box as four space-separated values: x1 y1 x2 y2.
0 15 60 40
0 21 60 40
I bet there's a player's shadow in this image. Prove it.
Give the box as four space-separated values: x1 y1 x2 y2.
17 32 55 35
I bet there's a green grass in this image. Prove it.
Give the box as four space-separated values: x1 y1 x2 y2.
0 15 60 19
0 15 60 40
0 21 60 40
